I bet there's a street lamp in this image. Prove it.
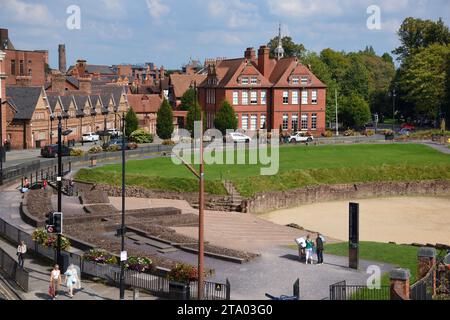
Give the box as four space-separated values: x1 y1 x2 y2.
56 116 72 266
0 50 7 186
392 89 396 131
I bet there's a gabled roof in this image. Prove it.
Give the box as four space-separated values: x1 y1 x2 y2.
68 64 115 75
170 74 207 98
127 94 162 114
6 87 43 120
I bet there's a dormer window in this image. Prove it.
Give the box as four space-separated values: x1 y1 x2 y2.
301 76 308 85
241 77 249 85
292 77 299 85
251 77 258 85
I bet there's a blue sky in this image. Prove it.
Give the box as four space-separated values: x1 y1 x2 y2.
1 0 449 69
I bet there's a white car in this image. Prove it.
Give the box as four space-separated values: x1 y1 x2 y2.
227 132 252 143
289 132 314 144
82 133 100 142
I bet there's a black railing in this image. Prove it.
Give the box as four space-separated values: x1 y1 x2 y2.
0 217 230 300
329 281 390 300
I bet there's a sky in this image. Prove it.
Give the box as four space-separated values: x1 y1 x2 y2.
1 0 449 70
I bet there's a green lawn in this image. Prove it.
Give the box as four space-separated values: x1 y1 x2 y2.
76 144 450 197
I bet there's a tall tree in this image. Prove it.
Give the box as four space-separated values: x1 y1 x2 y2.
214 100 238 135
444 51 450 127
268 36 306 59
319 48 351 83
341 56 370 101
124 107 139 137
156 99 174 140
397 44 450 119
180 88 197 111
339 94 371 129
186 101 206 136
393 17 450 62
382 53 394 65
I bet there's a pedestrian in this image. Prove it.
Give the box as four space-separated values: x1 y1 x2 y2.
316 233 325 265
42 179 48 190
64 264 80 298
16 241 27 268
305 234 314 265
49 264 62 300
21 177 30 193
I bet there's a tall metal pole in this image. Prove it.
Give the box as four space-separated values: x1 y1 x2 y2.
196 81 205 300
119 112 126 300
335 89 339 136
57 116 62 265
392 89 396 132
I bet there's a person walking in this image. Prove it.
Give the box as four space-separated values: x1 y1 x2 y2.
305 235 314 265
16 241 27 268
316 233 325 265
49 265 62 300
64 264 80 298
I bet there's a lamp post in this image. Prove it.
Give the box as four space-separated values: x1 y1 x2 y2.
392 89 396 132
119 112 126 300
0 50 6 186
335 89 339 136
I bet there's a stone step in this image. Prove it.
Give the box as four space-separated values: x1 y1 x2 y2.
157 247 180 254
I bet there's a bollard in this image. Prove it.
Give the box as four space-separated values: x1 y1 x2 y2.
390 268 410 300
417 247 437 296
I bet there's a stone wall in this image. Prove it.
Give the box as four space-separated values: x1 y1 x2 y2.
242 180 450 214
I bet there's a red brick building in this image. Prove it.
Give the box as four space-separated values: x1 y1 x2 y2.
198 46 327 136
0 28 48 87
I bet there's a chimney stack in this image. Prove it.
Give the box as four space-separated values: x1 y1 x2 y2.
159 66 165 80
76 60 87 77
51 72 66 96
245 47 256 62
258 45 270 78
58 44 67 74
78 76 92 95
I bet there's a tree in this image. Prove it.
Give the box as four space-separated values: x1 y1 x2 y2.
397 44 450 119
319 48 351 83
382 53 394 65
156 99 174 140
186 101 206 136
339 94 371 129
393 17 450 62
180 88 196 111
341 56 370 101
214 100 238 135
268 36 306 59
125 108 139 137
443 51 450 127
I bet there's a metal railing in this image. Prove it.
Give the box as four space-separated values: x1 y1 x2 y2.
329 281 390 300
0 217 230 300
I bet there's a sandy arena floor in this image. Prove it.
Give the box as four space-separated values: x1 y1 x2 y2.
262 197 450 246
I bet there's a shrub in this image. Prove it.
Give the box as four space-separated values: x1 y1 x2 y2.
70 149 85 157
125 108 139 137
83 249 118 265
156 99 174 140
125 256 153 273
168 263 199 283
162 139 176 146
343 129 356 137
32 228 70 251
322 130 333 138
106 145 121 152
130 129 154 144
88 146 103 154
362 129 375 137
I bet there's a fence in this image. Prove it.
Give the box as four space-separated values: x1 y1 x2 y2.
0 217 230 300
329 281 390 300
0 246 29 292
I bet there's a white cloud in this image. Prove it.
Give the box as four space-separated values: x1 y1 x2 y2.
1 0 56 26
267 0 344 18
206 0 260 28
146 0 170 20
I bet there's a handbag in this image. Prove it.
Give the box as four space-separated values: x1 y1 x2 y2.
48 285 55 297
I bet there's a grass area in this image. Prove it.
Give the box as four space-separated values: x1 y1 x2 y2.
323 241 421 285
75 144 450 197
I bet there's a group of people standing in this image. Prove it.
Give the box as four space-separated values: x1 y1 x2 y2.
49 264 81 299
303 233 325 265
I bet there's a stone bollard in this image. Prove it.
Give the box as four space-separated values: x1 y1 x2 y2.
390 268 410 300
417 247 436 296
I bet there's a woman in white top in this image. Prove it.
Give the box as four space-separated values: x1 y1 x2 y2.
16 241 27 268
64 264 81 298
49 265 62 300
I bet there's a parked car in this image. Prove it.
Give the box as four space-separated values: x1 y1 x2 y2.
107 129 121 138
225 132 252 143
41 144 72 158
289 132 314 144
105 138 138 150
401 123 416 131
82 133 100 142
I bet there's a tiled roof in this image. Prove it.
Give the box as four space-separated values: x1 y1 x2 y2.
6 87 43 120
127 94 162 113
170 74 207 98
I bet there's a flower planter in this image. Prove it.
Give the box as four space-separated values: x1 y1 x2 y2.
169 281 190 300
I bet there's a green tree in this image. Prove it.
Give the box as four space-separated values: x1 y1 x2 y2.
156 99 174 140
319 48 351 83
445 51 450 126
268 36 306 59
180 88 196 111
397 44 450 119
393 17 450 62
125 107 139 137
186 101 206 136
214 100 238 135
341 56 370 101
382 53 394 65
339 94 371 129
